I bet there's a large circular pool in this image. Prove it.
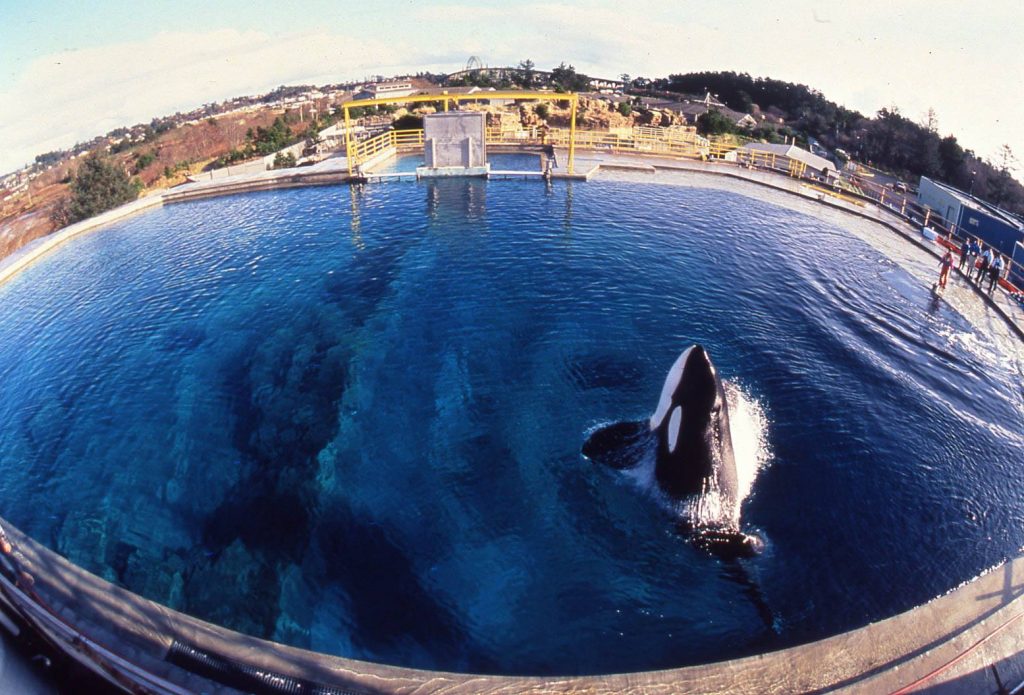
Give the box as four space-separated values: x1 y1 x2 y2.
0 175 1021 675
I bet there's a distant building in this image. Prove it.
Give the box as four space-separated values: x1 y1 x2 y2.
918 177 1024 255
416 86 514 107
312 123 365 153
637 97 680 111
588 77 624 91
354 81 417 101
737 143 838 178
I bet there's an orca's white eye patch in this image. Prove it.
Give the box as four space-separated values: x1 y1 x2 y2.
651 346 694 430
668 406 682 453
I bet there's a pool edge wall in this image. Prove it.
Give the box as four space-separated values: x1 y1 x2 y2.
1 154 1023 693
1 517 1022 693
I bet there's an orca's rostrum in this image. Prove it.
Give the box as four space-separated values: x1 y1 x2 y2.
583 345 763 560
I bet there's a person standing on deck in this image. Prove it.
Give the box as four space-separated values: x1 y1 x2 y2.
938 250 954 290
968 238 981 275
958 238 971 271
975 245 993 283
987 255 1005 294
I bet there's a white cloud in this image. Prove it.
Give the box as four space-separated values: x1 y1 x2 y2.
2 4 1022 173
0 29 418 172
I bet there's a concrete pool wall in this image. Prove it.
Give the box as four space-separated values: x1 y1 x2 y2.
2 516 1024 693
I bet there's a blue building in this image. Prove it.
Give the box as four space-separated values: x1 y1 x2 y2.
918 177 1024 287
1013 241 1024 289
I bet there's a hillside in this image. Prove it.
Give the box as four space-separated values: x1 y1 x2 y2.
0 108 295 258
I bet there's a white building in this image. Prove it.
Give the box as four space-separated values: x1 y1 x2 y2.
736 142 838 178
354 81 417 101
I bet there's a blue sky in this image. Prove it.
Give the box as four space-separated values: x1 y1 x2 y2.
2 1 1022 174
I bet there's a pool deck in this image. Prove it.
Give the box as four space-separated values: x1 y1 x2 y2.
1 518 1024 693
0 147 1022 693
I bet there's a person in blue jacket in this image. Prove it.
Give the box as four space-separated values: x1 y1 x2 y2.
968 239 981 274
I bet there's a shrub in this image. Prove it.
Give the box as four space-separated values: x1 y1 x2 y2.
55 155 139 226
272 152 297 169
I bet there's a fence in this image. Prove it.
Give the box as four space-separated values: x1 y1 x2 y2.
350 125 713 169
349 129 425 166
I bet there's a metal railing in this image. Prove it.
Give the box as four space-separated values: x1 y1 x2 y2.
351 125 716 168
349 129 425 166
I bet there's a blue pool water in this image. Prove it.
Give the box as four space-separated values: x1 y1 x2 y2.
0 178 1021 675
370 151 542 174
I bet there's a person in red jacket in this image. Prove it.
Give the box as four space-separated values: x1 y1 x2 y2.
937 249 954 289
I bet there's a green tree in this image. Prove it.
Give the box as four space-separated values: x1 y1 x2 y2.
617 101 632 117
989 145 1019 205
517 59 536 88
392 114 424 130
916 130 942 178
550 62 589 92
249 117 295 155
696 109 736 136
272 152 297 169
59 155 139 225
938 135 965 183
921 107 938 133
134 150 157 173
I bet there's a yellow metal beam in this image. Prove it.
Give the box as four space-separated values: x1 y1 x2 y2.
343 105 354 176
568 97 578 175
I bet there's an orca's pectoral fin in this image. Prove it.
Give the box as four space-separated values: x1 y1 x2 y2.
719 553 777 634
582 421 649 470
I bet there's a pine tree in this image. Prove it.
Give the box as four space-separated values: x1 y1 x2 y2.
66 155 139 224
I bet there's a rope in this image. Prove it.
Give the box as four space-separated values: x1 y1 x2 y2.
0 521 182 694
889 609 1024 694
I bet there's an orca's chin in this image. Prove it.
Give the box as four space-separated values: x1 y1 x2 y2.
691 529 764 560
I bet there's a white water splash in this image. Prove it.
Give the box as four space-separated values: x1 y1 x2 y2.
620 381 771 527
725 382 771 509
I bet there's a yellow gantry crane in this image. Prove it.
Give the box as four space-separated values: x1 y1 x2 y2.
342 90 578 176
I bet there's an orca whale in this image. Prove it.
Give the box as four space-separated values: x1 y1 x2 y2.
582 345 762 559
